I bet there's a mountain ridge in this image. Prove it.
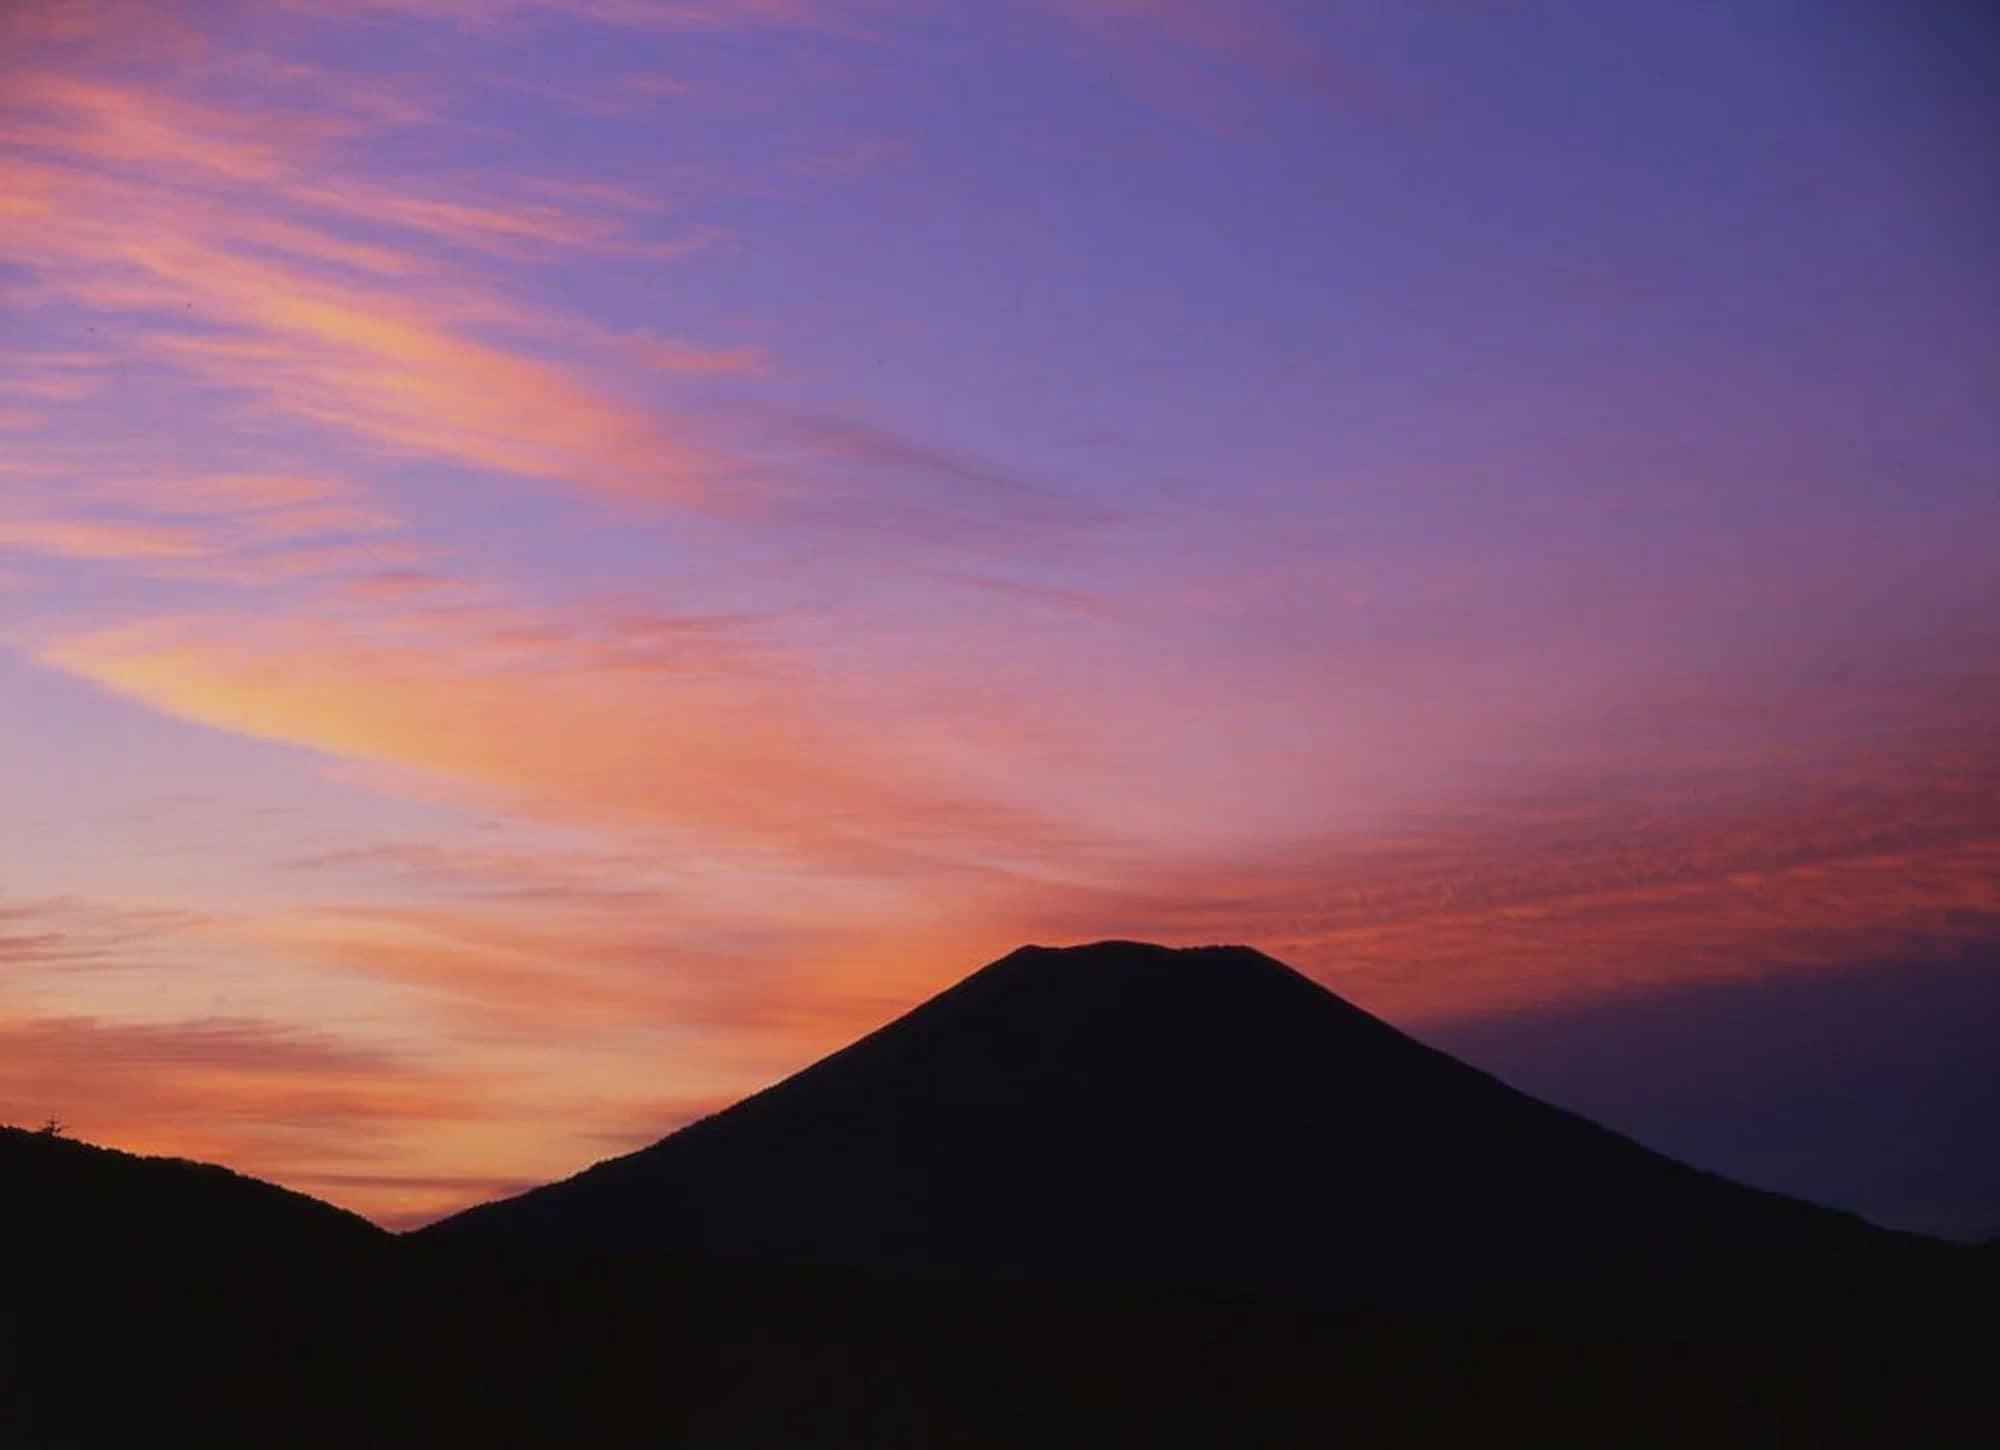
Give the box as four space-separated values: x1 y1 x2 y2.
425 940 1970 1336
15 1124 1994 1448
11 946 1997 1447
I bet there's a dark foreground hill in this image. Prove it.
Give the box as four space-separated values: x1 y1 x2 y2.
9 943 1998 1445
6 1126 1998 1449
428 941 1981 1338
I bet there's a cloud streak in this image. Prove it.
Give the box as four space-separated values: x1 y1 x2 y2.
4 0 1994 1238
1 41 729 508
1018 713 2000 1024
36 603 1099 870
0 1012 497 1213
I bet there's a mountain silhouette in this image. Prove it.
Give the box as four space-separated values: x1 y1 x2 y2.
426 941 1973 1335
4 1122 383 1257
11 950 1998 1448
4 1125 390 1448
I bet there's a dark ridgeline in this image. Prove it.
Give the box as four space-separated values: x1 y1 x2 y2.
8 942 1998 1448
425 941 1966 1336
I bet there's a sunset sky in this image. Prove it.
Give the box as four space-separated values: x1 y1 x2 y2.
3 0 1995 1236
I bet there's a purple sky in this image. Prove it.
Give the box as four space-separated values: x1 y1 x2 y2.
1 0 1994 1234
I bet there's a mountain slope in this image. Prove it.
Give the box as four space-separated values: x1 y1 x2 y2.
9 1021 1995 1446
2 1125 390 1447
425 941 1976 1335
3 1123 383 1256
13 1129 1994 1449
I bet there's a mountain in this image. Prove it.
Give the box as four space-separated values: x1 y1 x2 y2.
10 945 1998 1448
3 1121 383 1255
3 1125 388 1448
4 1122 385 1347
426 941 1978 1336
10 1124 1997 1449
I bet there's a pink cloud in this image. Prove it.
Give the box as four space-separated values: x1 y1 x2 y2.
1010 718 2000 1025
0 470 417 586
36 607 1081 866
620 332 769 376
0 1011 504 1220
333 570 464 604
140 475 352 512
2 59 734 505
0 516 211 561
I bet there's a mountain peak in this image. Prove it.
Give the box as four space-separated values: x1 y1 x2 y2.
956 940 1290 1001
929 939 1390 1053
427 941 1953 1334
952 938 1364 1012
986 940 1292 975
1000 939 1261 959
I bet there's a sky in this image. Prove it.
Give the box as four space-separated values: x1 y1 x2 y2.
2 0 1995 1237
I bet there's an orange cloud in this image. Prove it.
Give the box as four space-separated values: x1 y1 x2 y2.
0 884 796 1227
254 902 776 1034
2 56 730 504
0 469 417 586
0 1011 512 1220
278 1170 547 1232
333 570 464 604
1 73 307 181
0 898 212 973
3 28 1074 554
122 242 711 497
37 608 1081 866
136 475 352 512
1013 720 2000 1025
147 540 435 588
0 1013 472 1135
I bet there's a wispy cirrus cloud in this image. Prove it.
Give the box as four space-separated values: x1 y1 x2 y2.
1016 710 2000 1024
7 0 1992 1244
0 896 213 974
36 605 1089 868
1 31 734 508
0 516 212 562
3 0 1101 609
95 474 351 513
0 1011 505 1219
0 468 416 590
31 227 714 498
305 0 869 31
256 901 781 1034
2 32 1035 537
